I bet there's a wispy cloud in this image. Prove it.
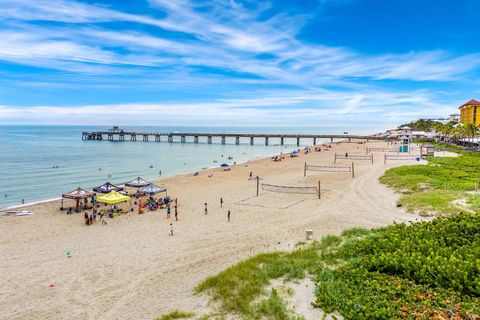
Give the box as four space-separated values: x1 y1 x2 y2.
0 0 477 125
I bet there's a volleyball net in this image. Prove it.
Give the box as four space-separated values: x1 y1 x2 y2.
306 164 351 173
261 183 318 195
334 153 373 164
384 154 421 163
367 147 397 153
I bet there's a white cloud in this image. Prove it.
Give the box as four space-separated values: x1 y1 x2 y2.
0 89 458 129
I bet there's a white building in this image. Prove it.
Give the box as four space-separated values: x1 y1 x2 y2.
449 113 460 123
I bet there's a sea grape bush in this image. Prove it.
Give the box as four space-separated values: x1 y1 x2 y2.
314 213 480 319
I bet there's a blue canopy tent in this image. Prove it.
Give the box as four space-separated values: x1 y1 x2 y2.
125 177 150 188
138 183 167 195
93 182 123 194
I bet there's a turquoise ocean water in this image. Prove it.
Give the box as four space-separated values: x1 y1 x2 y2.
0 125 364 208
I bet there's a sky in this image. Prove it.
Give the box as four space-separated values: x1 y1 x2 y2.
0 0 479 130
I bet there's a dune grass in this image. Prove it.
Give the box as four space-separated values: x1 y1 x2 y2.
380 151 480 215
156 310 195 320
397 189 464 216
195 233 346 319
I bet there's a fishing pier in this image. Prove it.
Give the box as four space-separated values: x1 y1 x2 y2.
82 128 385 146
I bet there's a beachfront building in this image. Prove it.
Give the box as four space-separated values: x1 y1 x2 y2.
397 126 412 144
459 99 480 126
449 113 460 123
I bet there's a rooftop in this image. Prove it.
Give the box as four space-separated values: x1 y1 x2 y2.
459 99 480 108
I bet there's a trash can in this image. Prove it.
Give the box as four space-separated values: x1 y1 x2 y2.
306 229 313 240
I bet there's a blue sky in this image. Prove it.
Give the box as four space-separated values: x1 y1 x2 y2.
0 0 479 130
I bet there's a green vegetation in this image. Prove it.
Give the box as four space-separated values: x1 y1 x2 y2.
380 151 480 215
401 120 480 146
195 214 480 319
156 310 195 320
400 119 439 131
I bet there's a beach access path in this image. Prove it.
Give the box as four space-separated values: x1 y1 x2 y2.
0 141 424 320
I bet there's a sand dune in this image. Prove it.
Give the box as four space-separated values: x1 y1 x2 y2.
0 141 424 320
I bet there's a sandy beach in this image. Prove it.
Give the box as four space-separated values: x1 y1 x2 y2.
0 141 423 320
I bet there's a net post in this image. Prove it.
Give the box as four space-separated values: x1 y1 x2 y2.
384 153 386 164
256 176 259 196
334 153 337 164
318 180 321 200
366 147 368 155
352 162 355 178
371 154 373 164
304 162 307 177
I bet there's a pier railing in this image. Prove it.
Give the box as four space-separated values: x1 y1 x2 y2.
82 131 387 146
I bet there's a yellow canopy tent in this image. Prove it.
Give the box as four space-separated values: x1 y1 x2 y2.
97 190 130 204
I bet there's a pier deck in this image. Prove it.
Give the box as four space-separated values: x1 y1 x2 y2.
82 130 386 146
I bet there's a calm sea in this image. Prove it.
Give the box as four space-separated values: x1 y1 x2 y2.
0 125 368 208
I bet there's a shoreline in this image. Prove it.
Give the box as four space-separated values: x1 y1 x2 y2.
0 143 316 212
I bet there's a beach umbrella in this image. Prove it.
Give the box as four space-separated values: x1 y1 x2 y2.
125 177 150 188
220 163 229 167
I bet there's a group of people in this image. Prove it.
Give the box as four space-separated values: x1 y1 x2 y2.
84 209 108 225
138 195 173 212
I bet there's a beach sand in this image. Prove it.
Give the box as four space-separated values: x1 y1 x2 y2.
0 141 424 320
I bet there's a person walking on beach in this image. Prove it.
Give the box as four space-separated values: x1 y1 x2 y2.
204 203 208 215
249 171 253 180
167 205 171 219
227 210 231 222
169 223 174 236
174 205 178 221
220 197 223 208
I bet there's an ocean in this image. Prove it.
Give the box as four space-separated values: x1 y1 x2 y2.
0 125 365 208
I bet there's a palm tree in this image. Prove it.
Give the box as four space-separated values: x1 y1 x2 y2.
453 125 467 146
433 122 446 142
465 123 478 147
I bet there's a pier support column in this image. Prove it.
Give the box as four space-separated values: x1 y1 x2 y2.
221 136 226 145
120 134 125 141
97 134 103 140
155 135 160 142
131 134 136 141
108 134 113 141
297 137 300 146
348 137 351 142
250 137 254 145
280 137 284 145
208 136 212 144
313 137 316 145
168 135 173 143
330 138 333 143
265 137 269 146
235 137 240 145
181 136 186 143
143 135 148 142
194 136 199 143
